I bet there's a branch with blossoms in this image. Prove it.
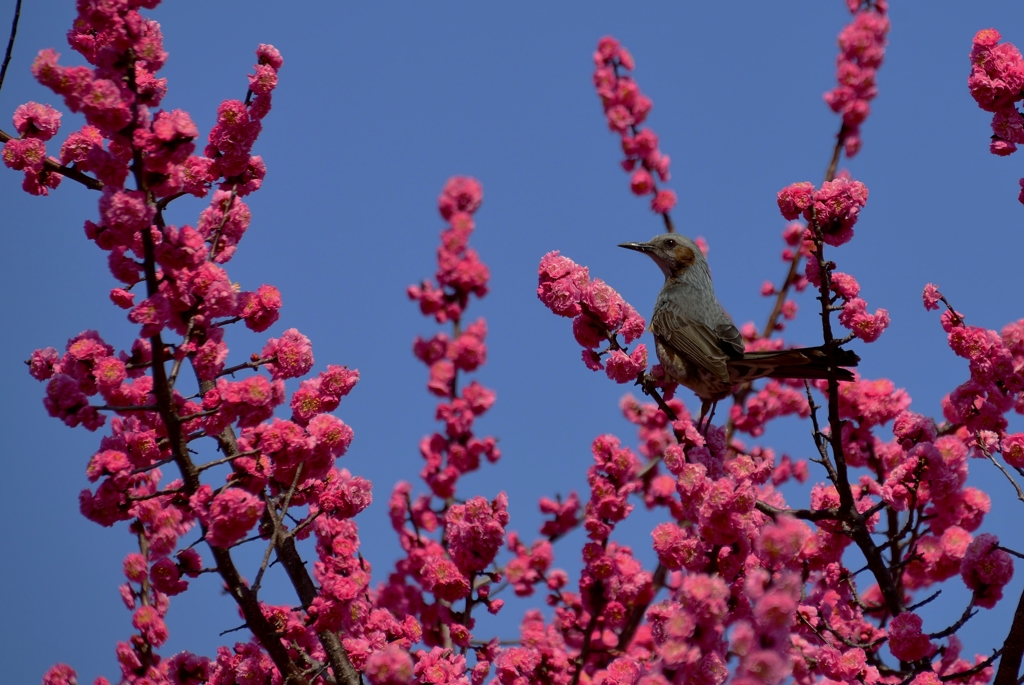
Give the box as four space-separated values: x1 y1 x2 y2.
7 3 383 684
526 14 1024 685
15 2 1024 685
367 177 510 681
960 27 1024 684
727 0 890 441
592 36 677 232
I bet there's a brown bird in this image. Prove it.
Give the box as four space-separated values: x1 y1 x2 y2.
619 233 859 429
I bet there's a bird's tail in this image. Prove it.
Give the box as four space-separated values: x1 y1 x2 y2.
727 346 860 384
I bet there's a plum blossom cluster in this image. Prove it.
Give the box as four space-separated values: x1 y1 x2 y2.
729 379 810 437
540 290 1007 682
537 251 648 383
824 1 890 157
751 1 892 353
408 177 489 324
13 3 389 685
369 177 505 680
924 284 1024 512
406 178 500 497
520 9 1018 681
777 177 889 343
592 36 678 218
968 29 1024 160
3 101 63 194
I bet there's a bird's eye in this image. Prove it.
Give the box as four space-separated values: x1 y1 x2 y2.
664 239 676 247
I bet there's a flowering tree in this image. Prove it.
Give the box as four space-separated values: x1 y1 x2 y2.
7 1 1024 685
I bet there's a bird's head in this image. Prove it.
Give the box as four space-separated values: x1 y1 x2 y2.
618 233 705 280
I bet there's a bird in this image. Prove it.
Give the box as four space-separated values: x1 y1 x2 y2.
619 233 859 431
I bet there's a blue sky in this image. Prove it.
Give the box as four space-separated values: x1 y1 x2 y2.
4 1 1024 683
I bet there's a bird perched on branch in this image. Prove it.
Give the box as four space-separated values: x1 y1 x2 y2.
619 233 859 430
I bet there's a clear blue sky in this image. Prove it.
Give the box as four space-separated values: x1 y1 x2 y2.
3 2 1024 683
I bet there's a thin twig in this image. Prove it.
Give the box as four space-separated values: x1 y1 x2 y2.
208 188 239 262
0 0 22 96
942 650 1001 682
907 590 941 613
218 356 273 377
167 315 197 390
999 546 1024 561
196 449 259 473
253 465 304 594
0 128 104 189
127 487 183 502
983 445 1024 504
95 404 159 412
929 601 978 640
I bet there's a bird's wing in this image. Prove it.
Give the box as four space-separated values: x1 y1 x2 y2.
650 302 732 383
714 319 745 358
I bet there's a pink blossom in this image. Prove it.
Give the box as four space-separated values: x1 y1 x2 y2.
415 647 470 685
961 533 1014 607
446 493 509 574
1003 433 1024 467
308 413 354 461
13 101 62 140
537 251 590 318
237 284 282 332
315 365 359 403
923 283 942 311
462 381 496 416
42 664 78 685
449 319 487 371
438 176 483 219
887 612 935 662
652 522 707 571
139 109 198 174
2 137 47 171
150 557 188 595
838 297 889 342
969 30 1024 113
256 44 284 70
991 139 1017 156
128 294 170 337
133 605 169 647
123 552 148 582
818 645 866 681
619 305 646 343
757 515 811 568
164 652 211 685
651 189 677 213
316 468 372 519
427 359 455 396
107 287 134 309
630 168 654 195
262 328 314 379
28 347 61 380
422 556 471 602
777 182 815 220
44 374 104 430
831 271 861 299
604 346 647 384
811 177 869 246
196 487 263 548
365 644 415 685
582 278 626 328
893 411 938 449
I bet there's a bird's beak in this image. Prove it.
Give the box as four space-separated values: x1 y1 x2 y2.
618 241 653 254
